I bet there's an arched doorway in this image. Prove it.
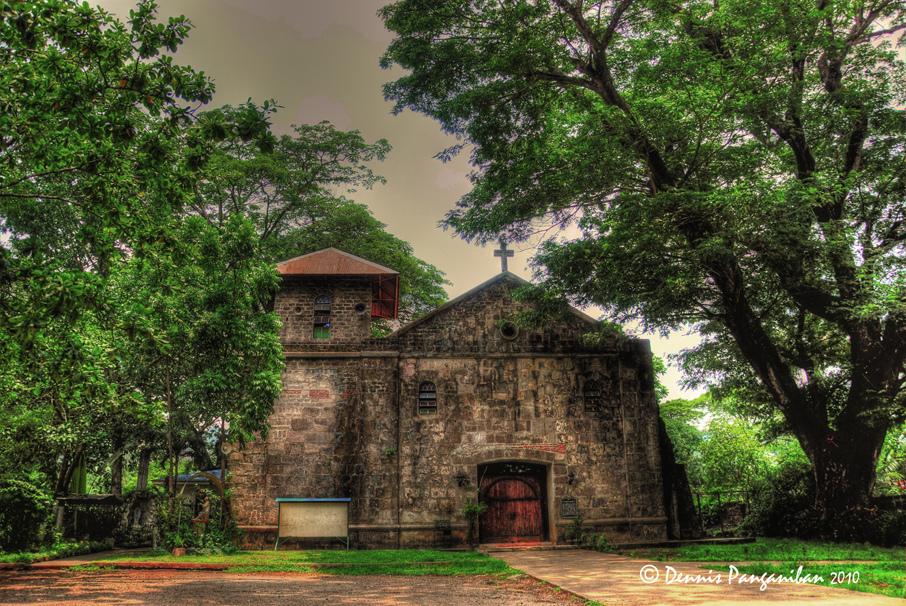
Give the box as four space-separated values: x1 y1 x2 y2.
478 461 548 543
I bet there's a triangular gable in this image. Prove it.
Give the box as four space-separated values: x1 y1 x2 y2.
391 271 598 338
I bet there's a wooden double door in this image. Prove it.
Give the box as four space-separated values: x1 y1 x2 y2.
478 462 548 543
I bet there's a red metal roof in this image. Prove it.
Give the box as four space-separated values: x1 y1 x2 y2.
276 248 398 277
276 248 400 319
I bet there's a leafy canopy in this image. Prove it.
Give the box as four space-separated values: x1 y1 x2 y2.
193 102 448 325
380 0 906 516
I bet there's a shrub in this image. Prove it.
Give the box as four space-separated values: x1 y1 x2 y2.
586 532 615 552
563 515 584 544
462 499 487 546
739 461 817 538
156 489 241 553
0 478 54 551
867 508 906 547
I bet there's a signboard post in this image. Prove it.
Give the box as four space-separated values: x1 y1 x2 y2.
275 497 351 550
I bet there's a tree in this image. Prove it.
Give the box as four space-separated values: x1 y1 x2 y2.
0 1 284 522
380 0 906 534
659 396 706 486
114 214 283 514
0 0 215 496
1 0 214 316
193 103 448 324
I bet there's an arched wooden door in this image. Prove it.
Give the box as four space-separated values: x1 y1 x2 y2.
478 462 547 543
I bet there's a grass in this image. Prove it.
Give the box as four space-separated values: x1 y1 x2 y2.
0 540 111 565
98 548 518 576
623 538 905 600
623 538 905 563
730 562 905 600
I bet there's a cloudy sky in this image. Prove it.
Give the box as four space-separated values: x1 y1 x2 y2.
96 0 705 399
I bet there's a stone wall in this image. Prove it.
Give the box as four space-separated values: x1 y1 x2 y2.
230 272 667 547
276 277 374 346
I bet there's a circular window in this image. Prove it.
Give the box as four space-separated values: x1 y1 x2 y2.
499 321 519 340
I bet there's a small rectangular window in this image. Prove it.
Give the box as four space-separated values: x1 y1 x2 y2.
418 382 437 415
313 294 332 340
584 380 602 413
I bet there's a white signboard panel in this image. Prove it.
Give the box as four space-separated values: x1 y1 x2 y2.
278 501 349 539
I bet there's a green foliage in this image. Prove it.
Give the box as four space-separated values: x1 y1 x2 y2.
194 103 448 325
660 394 785 495
563 515 584 544
659 396 706 483
116 214 284 448
876 423 906 495
462 499 487 546
0 2 288 521
0 478 53 551
731 562 905 600
625 537 904 563
739 460 817 539
583 533 614 553
1 0 214 323
380 0 906 526
99 549 518 576
0 540 112 564
699 417 771 493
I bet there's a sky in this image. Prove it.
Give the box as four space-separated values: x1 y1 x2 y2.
95 0 705 400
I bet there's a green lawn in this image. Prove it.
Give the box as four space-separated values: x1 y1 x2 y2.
0 541 111 565
731 562 905 600
623 538 905 563
623 538 905 600
97 548 518 576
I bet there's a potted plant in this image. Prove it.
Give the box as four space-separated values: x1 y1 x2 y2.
462 499 487 547
169 532 187 557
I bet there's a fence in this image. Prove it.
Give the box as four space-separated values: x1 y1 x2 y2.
691 489 753 535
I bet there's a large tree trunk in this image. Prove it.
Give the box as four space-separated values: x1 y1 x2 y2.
804 422 887 538
110 447 124 497
136 447 152 492
186 428 214 471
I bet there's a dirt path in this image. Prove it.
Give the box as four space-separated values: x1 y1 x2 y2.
0 568 584 606
495 549 906 605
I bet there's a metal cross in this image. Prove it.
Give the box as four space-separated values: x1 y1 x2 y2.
494 239 514 272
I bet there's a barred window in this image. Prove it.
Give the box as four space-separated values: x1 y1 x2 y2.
418 381 438 415
313 294 332 340
583 380 602 413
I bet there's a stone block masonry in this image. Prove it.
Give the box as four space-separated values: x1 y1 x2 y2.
230 270 667 548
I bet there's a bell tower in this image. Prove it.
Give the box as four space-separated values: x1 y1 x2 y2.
273 248 399 347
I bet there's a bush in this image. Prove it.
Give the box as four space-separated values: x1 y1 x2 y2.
739 461 817 539
867 508 906 547
563 515 584 544
583 532 615 552
0 478 54 551
156 490 240 553
0 539 112 564
740 462 906 545
461 499 487 546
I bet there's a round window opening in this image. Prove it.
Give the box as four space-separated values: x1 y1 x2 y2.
499 321 519 340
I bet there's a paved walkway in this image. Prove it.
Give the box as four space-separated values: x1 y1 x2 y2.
496 549 906 605
0 569 582 606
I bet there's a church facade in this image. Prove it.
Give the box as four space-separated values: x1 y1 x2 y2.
229 248 669 547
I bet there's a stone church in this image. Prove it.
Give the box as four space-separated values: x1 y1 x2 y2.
229 247 673 547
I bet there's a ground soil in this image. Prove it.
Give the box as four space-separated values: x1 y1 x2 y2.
0 569 585 606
